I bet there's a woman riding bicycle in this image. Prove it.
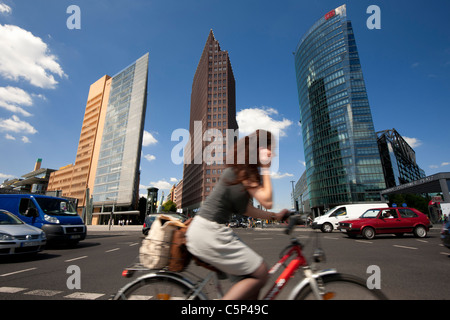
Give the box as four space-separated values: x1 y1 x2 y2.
186 130 289 300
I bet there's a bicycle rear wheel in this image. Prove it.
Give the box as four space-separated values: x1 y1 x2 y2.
294 273 387 300
114 274 199 300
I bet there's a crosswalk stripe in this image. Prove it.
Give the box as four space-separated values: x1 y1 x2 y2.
64 292 105 300
0 286 27 293
25 289 62 297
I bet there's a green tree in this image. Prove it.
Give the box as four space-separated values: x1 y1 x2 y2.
162 200 177 212
387 194 429 214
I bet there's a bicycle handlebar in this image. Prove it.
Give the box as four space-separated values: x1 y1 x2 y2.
283 211 305 235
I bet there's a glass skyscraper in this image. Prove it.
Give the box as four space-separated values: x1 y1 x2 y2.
294 5 386 213
93 53 149 206
48 53 148 224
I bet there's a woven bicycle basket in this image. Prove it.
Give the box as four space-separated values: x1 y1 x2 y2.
139 215 191 272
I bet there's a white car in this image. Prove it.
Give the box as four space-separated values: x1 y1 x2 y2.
0 209 46 255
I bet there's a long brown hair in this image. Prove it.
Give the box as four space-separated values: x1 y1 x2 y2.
226 130 273 186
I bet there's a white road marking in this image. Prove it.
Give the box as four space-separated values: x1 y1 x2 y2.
393 245 417 250
105 248 120 253
0 287 27 293
0 268 37 277
25 289 62 297
64 256 88 262
64 292 105 300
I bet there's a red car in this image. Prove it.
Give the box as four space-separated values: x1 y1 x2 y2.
339 207 432 240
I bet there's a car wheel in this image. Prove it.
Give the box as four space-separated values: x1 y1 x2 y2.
413 225 427 238
362 227 375 240
321 223 333 233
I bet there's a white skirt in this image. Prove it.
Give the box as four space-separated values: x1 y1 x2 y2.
186 215 263 276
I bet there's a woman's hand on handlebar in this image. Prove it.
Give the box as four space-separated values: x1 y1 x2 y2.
273 209 290 221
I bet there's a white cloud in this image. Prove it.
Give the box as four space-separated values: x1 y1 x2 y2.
148 179 173 190
429 162 449 169
236 107 292 137
169 177 178 183
403 136 421 149
0 24 66 89
0 172 15 181
271 171 294 179
0 115 37 135
0 86 33 116
5 133 15 140
142 130 158 146
144 154 156 162
21 136 31 143
0 3 11 14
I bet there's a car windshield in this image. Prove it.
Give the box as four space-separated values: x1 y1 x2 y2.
0 211 24 225
35 198 78 216
361 209 380 218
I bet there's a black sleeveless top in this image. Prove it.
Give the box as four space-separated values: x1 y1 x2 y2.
198 168 250 224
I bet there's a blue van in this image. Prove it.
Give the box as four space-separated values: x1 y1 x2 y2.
0 194 86 244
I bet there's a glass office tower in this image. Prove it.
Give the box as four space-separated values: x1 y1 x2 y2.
294 5 385 213
93 53 149 207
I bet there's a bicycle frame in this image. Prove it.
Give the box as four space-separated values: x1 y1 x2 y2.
262 240 306 300
180 242 308 300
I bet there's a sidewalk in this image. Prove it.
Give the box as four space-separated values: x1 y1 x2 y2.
85 224 290 233
87 224 142 232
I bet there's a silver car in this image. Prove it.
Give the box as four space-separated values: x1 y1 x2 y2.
0 209 46 255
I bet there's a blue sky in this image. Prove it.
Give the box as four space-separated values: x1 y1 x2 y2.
0 0 449 212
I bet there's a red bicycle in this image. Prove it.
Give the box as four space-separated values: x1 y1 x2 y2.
114 213 387 300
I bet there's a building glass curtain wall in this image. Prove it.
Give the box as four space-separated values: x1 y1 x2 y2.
294 5 385 213
377 129 426 189
93 53 149 206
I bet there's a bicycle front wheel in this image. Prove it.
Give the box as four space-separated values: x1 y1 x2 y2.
114 274 199 300
294 273 387 300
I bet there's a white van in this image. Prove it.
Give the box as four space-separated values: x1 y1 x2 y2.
312 203 389 233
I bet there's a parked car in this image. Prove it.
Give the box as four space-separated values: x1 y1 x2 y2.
441 219 450 250
142 213 186 235
339 207 432 240
0 209 46 255
229 218 248 228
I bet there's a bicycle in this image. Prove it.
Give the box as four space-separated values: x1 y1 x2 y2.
113 213 387 300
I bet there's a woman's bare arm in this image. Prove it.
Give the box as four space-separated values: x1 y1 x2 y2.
245 203 288 221
245 169 273 209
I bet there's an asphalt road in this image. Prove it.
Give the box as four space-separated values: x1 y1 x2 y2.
0 224 448 300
